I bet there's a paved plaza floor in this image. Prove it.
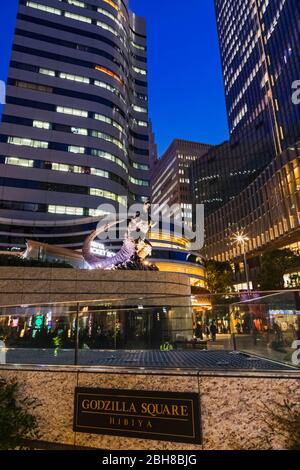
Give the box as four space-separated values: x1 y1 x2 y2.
1 348 296 370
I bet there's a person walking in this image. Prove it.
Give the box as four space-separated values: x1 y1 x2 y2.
194 322 203 341
210 321 217 342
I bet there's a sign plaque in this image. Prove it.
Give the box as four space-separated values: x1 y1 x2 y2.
74 387 201 444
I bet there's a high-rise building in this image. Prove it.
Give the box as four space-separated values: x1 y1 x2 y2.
191 139 264 216
199 0 300 281
151 139 211 227
0 0 150 250
215 0 300 161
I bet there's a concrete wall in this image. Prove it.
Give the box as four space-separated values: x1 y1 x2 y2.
0 268 191 306
0 365 299 450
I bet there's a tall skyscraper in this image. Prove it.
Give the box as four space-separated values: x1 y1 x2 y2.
0 0 150 250
151 140 212 227
215 0 300 162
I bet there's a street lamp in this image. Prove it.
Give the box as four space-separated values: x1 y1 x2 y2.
232 230 251 297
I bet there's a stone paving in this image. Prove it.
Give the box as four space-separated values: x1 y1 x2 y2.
1 348 296 370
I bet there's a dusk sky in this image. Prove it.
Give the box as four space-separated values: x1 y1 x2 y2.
0 0 229 155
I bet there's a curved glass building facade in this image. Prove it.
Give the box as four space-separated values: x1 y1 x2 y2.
0 0 150 250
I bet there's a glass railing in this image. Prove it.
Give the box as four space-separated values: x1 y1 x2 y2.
1 291 299 368
0 295 195 365
229 290 300 368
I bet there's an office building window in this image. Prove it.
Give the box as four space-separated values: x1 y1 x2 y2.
7 137 48 149
5 157 34 167
56 106 88 118
48 205 84 215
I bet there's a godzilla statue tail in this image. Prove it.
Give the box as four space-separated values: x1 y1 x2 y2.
82 220 136 270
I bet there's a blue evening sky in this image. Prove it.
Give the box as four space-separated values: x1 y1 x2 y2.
0 0 229 155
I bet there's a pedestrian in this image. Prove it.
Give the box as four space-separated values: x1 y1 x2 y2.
210 321 217 342
194 322 203 340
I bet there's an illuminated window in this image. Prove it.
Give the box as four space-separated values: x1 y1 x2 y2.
26 2 61 15
68 146 85 154
48 205 84 215
71 127 88 136
52 163 69 172
132 66 147 76
131 41 145 51
33 120 51 130
102 0 126 20
90 130 124 151
132 162 149 171
67 0 85 7
93 113 124 134
132 105 147 113
95 65 123 85
65 11 91 23
89 208 110 217
8 137 48 149
129 176 149 187
97 7 124 32
56 106 88 118
90 168 109 178
90 188 127 206
91 149 127 172
59 72 90 84
94 80 125 103
39 68 55 76
5 157 34 167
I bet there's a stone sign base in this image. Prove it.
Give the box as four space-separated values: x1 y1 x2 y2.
0 365 299 450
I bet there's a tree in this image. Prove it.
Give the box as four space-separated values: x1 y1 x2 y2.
259 249 300 290
206 260 234 294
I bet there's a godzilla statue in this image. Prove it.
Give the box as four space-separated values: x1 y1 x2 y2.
82 202 158 271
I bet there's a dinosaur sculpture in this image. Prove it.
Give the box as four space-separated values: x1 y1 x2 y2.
82 202 158 270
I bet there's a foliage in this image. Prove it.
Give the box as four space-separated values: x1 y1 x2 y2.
0 253 73 268
259 249 300 290
0 378 40 450
206 260 234 295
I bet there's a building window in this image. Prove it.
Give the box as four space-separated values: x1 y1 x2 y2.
90 188 127 206
68 146 85 154
59 72 90 84
89 208 110 217
5 157 34 167
67 0 85 7
15 81 53 93
90 149 128 173
56 106 88 118
95 65 123 86
90 168 109 178
93 113 124 134
71 127 88 136
132 162 149 171
26 2 61 16
90 130 125 151
64 11 91 23
129 176 149 187
132 66 147 76
7 137 48 149
33 120 51 130
133 105 147 113
131 41 145 51
39 68 55 76
48 205 84 216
